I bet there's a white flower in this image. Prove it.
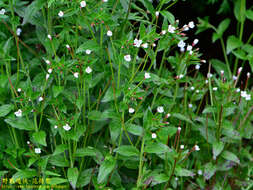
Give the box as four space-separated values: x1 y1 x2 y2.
54 125 58 129
180 145 184 149
46 74 50 80
102 0 108 2
179 74 184 79
189 50 193 55
247 72 250 78
213 87 218 91
245 94 251 101
194 145 200 151
166 113 171 118
86 49 91 54
207 73 213 78
236 88 240 93
124 54 131 62
178 40 185 48
134 39 142 48
161 30 166 35
45 60 51 64
183 24 189 31
157 106 164 113
17 88 22 92
220 70 224 75
155 11 159 17
141 43 148 49
201 60 206 63
178 127 181 132
16 28 22 36
27 141 30 145
195 64 200 70
80 1 86 7
0 8 6 15
63 124 71 131
241 91 247 97
197 170 202 175
205 80 208 84
14 109 22 117
168 25 176 33
188 21 195 28
35 148 41 154
74 72 79 78
58 11 64 17
107 30 112 37
186 45 192 51
129 108 135 113
175 177 179 181
180 47 185 52
48 68 52 73
238 67 242 74
196 90 200 93
85 66 92 74
193 39 199 45
144 72 151 79
188 104 193 108
47 35 52 40
38 97 43 102
151 133 157 139
190 86 195 91
66 44 70 49
152 43 156 47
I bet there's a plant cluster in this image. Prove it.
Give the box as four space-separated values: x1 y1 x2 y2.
0 0 252 189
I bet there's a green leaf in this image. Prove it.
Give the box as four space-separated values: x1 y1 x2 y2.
49 155 69 167
5 118 35 131
22 0 47 25
87 110 106 120
221 151 240 164
47 0 56 8
101 86 121 103
53 144 68 155
145 142 170 154
172 113 193 125
212 141 224 160
74 147 101 157
204 162 216 180
234 0 246 22
217 18 230 36
126 124 143 136
246 10 253 21
226 35 243 54
0 104 14 117
97 155 116 184
32 130 47 146
67 168 79 189
47 178 68 185
76 168 93 188
114 145 139 157
109 119 121 143
161 11 175 25
175 167 195 177
52 86 64 98
210 59 230 79
76 40 100 53
139 0 155 15
12 169 37 181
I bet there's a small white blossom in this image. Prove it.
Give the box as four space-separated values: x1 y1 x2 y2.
27 141 30 145
45 60 51 64
245 94 251 101
17 88 22 92
47 35 52 40
193 39 199 45
175 177 179 181
48 68 52 73
145 72 151 79
151 133 157 139
161 30 166 35
178 40 185 48
205 80 208 84
129 108 135 113
134 39 142 48
183 24 189 31
80 1 86 7
86 49 91 54
0 8 6 15
195 64 200 70
196 90 200 93
178 127 181 132
179 74 184 79
38 97 43 102
152 43 156 47
35 148 41 154
141 43 148 49
180 145 184 149
247 72 250 78
14 109 22 117
85 66 92 74
155 11 159 17
207 73 213 78
63 123 71 131
107 30 113 37
74 72 79 78
16 28 22 36
66 44 70 49
58 11 64 17
168 25 176 33
241 91 247 97
54 125 58 129
157 106 164 113
236 88 240 93
238 67 242 74
46 74 50 80
188 21 195 28
102 0 108 2
189 50 193 55
186 45 192 51
180 47 185 52
188 104 193 108
220 70 224 75
201 60 206 63
198 170 203 175
190 86 195 91
194 145 200 151
213 87 218 91
166 113 171 118
124 54 131 62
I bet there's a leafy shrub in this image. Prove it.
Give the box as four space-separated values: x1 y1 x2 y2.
0 0 252 189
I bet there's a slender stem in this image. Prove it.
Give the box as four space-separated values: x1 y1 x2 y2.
220 38 231 78
137 135 145 189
